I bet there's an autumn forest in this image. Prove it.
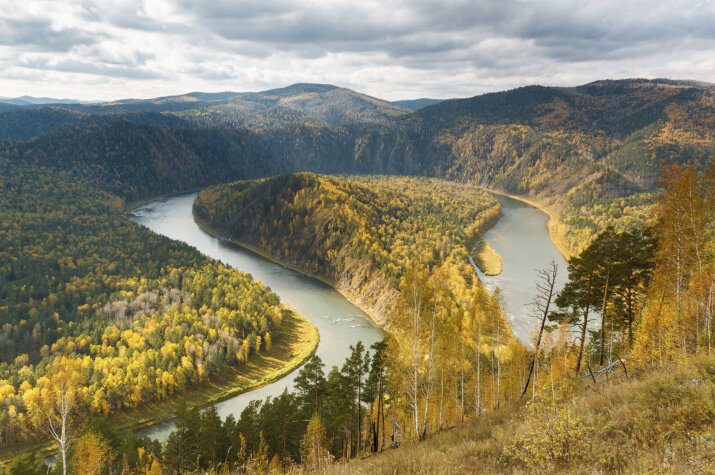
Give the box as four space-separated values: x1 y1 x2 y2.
0 79 713 474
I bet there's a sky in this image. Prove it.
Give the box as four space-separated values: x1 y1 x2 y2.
0 0 713 101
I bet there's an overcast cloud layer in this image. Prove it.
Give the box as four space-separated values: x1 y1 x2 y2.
0 0 713 101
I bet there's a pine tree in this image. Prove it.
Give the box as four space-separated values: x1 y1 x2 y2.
294 355 327 413
550 245 601 375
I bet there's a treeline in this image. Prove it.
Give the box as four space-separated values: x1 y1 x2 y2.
556 171 660 255
0 161 291 449
162 342 386 473
524 162 712 392
633 163 714 361
6 262 529 473
194 173 502 323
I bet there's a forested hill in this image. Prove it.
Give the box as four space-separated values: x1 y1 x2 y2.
391 98 444 111
0 120 413 202
194 173 503 328
1 122 270 201
1 79 712 251
409 78 713 180
0 159 309 451
0 83 411 138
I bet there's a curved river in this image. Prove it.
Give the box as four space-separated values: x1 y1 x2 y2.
129 194 385 440
475 194 568 343
129 191 567 440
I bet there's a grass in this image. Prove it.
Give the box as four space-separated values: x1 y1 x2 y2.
474 240 503 276
324 355 715 474
0 310 319 465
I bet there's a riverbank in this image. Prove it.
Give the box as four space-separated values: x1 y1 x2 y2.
0 203 321 467
112 310 318 433
473 240 503 276
1 311 318 466
125 187 207 212
485 189 571 260
193 212 392 329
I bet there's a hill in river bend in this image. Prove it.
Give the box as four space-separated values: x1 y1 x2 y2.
1 78 712 253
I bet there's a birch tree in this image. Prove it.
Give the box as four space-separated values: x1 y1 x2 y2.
22 357 84 475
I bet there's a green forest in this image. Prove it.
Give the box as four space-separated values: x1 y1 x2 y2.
7 161 709 474
1 80 712 252
0 160 311 460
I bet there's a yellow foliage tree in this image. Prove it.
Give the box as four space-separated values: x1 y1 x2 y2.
72 432 110 475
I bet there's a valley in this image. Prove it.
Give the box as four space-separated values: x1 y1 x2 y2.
128 193 384 440
0 78 712 474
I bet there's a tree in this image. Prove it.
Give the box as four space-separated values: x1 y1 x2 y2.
301 413 330 470
634 162 714 362
612 229 655 347
72 432 111 475
5 453 48 475
366 340 388 452
592 228 620 365
342 341 369 454
199 405 222 470
294 355 327 414
550 245 601 376
522 261 559 396
392 264 430 440
23 356 85 475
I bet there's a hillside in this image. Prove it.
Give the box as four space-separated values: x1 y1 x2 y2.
1 79 712 252
1 121 270 201
0 107 88 142
392 98 444 111
392 79 714 253
0 84 410 140
324 355 715 474
193 173 502 328
0 160 317 453
237 83 411 125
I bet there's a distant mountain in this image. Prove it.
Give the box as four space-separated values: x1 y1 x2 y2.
0 84 411 136
2 80 711 247
0 95 97 105
0 102 19 114
175 83 411 127
0 107 87 141
392 98 444 111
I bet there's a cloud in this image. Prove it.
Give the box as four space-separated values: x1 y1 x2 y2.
0 0 712 100
0 17 101 52
20 57 164 79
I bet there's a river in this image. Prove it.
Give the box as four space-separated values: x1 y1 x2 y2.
475 194 568 344
129 191 567 440
129 193 385 440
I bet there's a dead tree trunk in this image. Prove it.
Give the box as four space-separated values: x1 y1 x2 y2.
522 261 558 396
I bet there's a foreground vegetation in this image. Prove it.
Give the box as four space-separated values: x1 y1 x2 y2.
1 161 712 474
0 78 712 472
326 355 714 474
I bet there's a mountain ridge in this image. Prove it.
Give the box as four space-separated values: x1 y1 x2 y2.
1 78 712 253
